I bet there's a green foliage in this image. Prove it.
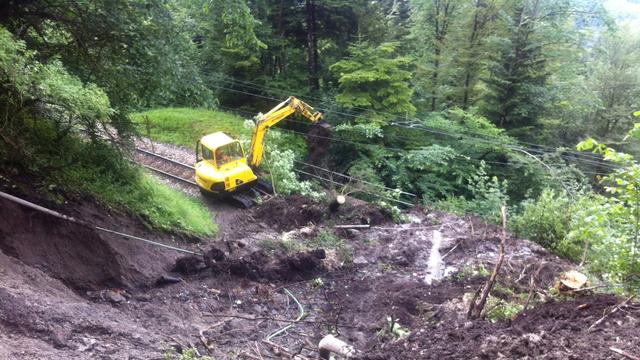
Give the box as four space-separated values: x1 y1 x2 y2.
263 147 323 200
572 131 640 286
436 162 509 223
511 189 576 258
484 296 525 323
331 42 415 125
0 29 215 236
164 347 213 360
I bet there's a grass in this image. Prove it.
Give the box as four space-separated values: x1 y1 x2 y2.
57 140 217 237
131 107 306 155
132 108 250 146
76 170 217 236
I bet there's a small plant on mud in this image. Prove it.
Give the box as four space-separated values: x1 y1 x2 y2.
311 277 325 288
309 230 353 264
378 201 408 223
259 238 301 253
484 296 524 323
454 264 490 281
376 316 411 340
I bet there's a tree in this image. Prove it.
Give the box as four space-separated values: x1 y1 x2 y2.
330 41 415 126
409 0 461 112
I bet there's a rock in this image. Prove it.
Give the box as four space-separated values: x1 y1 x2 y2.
50 329 70 349
135 294 152 302
156 275 183 286
103 290 126 303
345 229 361 238
522 333 542 344
299 226 314 236
353 256 368 265
206 247 226 262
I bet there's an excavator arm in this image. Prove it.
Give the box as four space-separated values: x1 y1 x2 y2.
247 96 323 167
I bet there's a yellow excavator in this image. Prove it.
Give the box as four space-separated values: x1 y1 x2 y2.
195 96 326 207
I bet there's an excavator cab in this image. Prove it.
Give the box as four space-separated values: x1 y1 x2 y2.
195 132 257 194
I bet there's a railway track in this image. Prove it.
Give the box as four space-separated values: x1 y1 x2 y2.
132 147 271 208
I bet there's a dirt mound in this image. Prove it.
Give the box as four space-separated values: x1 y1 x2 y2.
0 198 129 290
251 195 325 231
0 188 183 290
250 195 393 233
334 202 391 226
173 247 326 282
362 294 640 360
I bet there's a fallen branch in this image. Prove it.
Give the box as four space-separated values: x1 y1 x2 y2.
610 347 640 360
468 206 507 319
441 240 462 260
253 341 265 360
523 263 546 312
588 295 635 332
334 224 370 229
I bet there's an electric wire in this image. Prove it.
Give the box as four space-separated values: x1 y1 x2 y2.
209 81 620 171
216 105 612 177
207 73 611 163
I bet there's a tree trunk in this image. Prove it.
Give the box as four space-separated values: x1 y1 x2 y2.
462 0 482 109
306 0 320 91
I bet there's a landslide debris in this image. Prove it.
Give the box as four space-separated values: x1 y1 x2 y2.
1 177 639 360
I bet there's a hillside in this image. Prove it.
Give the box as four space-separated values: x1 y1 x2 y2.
2 1 640 359
2 140 640 359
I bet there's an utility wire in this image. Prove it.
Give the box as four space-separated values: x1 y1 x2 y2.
209 82 617 169
216 105 612 176
208 73 609 162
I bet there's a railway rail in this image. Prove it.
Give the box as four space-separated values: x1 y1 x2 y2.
132 147 271 208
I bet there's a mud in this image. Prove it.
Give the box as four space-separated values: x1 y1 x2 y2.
363 294 640 360
249 195 393 233
2 170 640 359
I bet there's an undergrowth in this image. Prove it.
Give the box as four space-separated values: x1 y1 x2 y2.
32 132 216 236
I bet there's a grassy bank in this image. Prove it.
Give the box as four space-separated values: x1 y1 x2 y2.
55 140 217 237
131 107 306 155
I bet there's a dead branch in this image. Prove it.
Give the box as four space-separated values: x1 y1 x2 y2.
609 347 640 360
588 295 635 332
523 263 546 311
253 341 265 360
441 240 462 260
468 206 507 319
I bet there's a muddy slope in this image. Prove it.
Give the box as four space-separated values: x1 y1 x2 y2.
1 172 639 359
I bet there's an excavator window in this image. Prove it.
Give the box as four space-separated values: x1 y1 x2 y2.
215 142 243 167
202 145 214 161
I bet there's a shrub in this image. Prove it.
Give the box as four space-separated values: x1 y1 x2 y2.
435 161 509 224
510 188 574 253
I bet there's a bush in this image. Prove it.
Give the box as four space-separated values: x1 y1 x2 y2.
435 161 509 224
511 188 574 253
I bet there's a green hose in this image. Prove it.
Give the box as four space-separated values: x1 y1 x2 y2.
265 288 305 341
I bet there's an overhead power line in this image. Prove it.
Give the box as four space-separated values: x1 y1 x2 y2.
206 72 609 163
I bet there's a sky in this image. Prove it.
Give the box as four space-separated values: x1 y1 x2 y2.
604 0 640 32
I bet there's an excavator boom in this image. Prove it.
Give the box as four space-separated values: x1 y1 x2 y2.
247 96 323 167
